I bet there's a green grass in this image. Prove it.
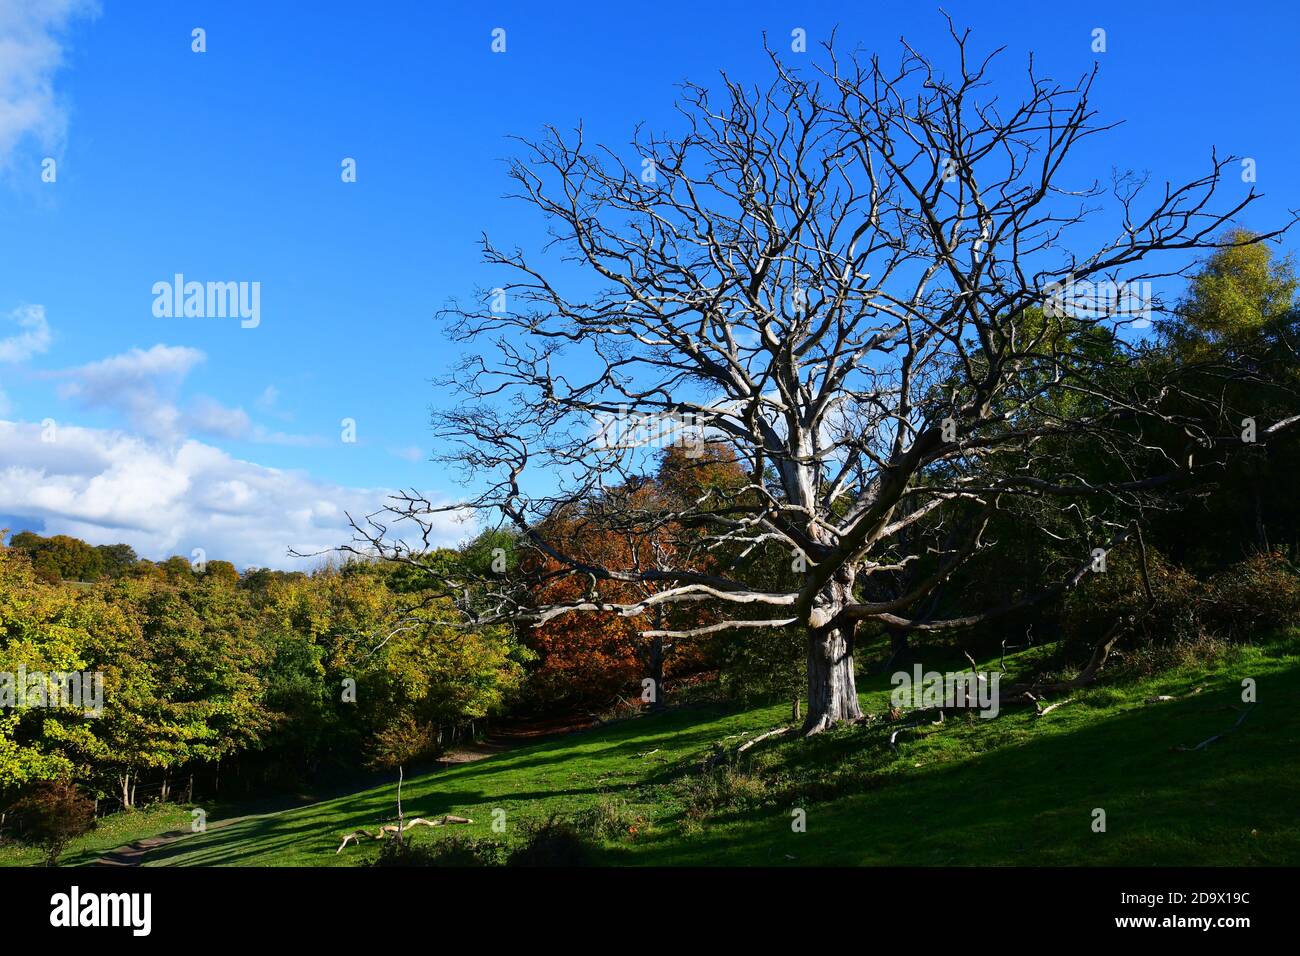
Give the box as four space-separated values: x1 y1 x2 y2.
122 631 1300 867
10 633 1300 867
0 803 193 867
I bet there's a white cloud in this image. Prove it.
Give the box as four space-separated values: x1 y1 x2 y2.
0 0 98 169
55 343 201 439
183 396 324 446
52 344 322 446
0 419 470 569
389 445 424 462
246 425 325 447
0 302 54 415
187 397 325 447
63 342 203 382
186 395 253 440
0 303 51 361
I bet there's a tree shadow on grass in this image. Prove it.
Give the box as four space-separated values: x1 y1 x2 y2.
611 666 1300 866
138 703 774 866
137 658 1300 867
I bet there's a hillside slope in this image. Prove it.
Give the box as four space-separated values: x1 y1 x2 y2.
132 633 1300 867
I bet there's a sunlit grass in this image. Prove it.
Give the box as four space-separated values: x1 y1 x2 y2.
119 630 1299 867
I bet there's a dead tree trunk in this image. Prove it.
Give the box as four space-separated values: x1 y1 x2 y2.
803 573 863 734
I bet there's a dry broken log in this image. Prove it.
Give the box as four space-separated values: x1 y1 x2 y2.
737 727 792 753
1022 692 1075 717
336 814 473 853
704 726 793 770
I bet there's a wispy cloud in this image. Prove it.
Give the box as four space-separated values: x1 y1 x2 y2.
50 343 324 446
0 0 99 170
0 419 469 569
0 302 53 413
389 445 425 463
0 303 51 361
54 343 201 439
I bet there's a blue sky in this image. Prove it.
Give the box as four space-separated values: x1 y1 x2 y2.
0 0 1297 568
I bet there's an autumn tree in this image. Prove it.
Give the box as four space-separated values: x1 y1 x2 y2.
522 446 741 712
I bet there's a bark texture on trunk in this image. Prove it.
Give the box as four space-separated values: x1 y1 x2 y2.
802 574 863 734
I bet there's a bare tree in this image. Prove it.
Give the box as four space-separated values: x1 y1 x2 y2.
348 24 1294 734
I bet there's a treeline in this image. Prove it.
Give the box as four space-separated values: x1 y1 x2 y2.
6 532 142 583
908 236 1300 663
0 540 528 813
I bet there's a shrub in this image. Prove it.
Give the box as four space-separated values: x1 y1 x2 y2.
681 765 767 821
365 713 440 771
1061 548 1204 649
1202 551 1300 639
575 796 642 841
1060 548 1300 670
1121 633 1237 677
11 781 96 866
372 832 507 867
507 815 595 866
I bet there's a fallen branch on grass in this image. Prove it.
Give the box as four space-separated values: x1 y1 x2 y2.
1176 704 1255 752
1147 687 1203 705
704 725 793 769
1029 697 1071 712
336 814 473 853
887 725 914 751
737 727 791 753
1029 695 1074 717
886 710 947 751
999 615 1132 698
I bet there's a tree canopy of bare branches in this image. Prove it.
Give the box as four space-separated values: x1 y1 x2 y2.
347 23 1296 733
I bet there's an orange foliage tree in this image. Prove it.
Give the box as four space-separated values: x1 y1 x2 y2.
521 445 746 712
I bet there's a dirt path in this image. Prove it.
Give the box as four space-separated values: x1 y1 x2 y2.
95 830 205 866
92 798 324 866
91 716 597 866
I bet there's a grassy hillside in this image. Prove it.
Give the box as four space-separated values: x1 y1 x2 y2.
0 804 192 868
116 631 1300 867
